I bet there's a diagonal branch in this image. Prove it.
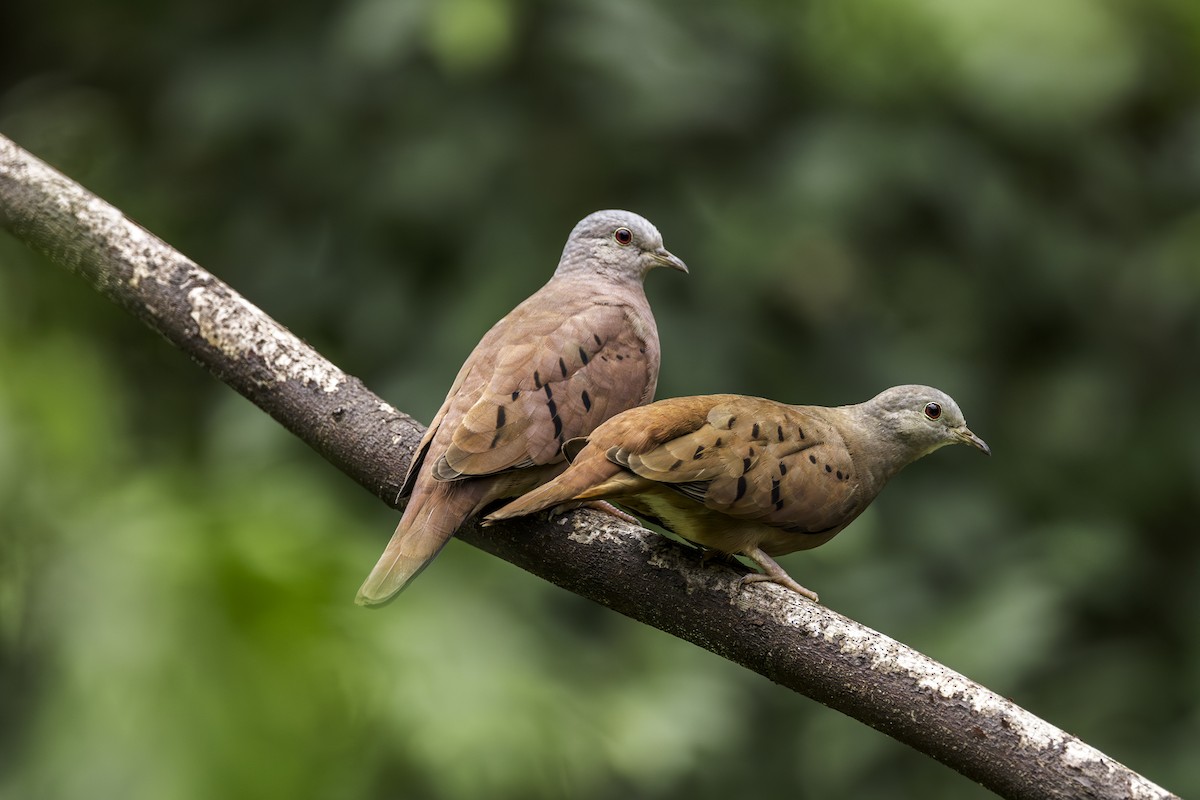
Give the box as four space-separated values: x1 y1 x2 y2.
0 134 1178 800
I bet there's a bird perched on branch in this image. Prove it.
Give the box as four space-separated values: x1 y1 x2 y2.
485 385 989 602
356 210 688 606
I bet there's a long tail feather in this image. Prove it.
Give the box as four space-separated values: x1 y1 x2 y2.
482 482 577 524
355 483 482 606
484 454 626 524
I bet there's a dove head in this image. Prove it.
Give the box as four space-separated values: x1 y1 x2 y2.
555 209 688 282
863 385 990 466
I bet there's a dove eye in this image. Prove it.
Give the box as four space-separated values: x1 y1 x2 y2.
924 402 942 420
613 227 633 245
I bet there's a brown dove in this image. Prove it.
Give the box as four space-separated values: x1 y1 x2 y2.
356 210 688 606
484 385 989 602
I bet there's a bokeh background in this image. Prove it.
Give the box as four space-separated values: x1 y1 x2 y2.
2 1 1198 797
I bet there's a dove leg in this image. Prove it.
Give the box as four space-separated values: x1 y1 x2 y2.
739 547 820 603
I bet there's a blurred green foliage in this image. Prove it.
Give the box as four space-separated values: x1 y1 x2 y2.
2 1 1199 797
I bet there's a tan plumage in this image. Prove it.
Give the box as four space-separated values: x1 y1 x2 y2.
356 210 687 606
485 386 990 602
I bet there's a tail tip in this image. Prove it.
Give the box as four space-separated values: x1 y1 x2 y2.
355 553 438 608
355 586 396 608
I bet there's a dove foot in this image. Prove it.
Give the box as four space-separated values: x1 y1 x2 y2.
581 500 641 525
546 500 640 525
739 547 820 603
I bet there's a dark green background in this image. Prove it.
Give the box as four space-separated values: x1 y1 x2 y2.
2 1 1197 797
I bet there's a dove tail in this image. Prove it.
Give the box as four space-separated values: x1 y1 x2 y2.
355 483 481 607
484 456 623 523
482 481 573 523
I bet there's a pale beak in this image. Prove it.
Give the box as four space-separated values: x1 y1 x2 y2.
956 427 991 456
651 247 688 273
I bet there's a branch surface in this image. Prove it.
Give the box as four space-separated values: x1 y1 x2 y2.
0 134 1178 800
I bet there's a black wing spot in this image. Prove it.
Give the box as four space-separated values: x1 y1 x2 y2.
734 476 747 502
552 416 563 438
692 444 705 459
777 425 785 442
559 357 568 378
741 457 752 474
496 406 506 429
581 390 592 412
825 464 832 473
669 459 683 471
770 478 781 505
579 347 590 365
779 462 788 475
751 423 760 439
616 354 625 361
726 416 737 430
714 437 723 447
533 371 542 389
511 391 520 401
547 399 558 418
836 470 843 480
798 427 806 440
544 384 553 399
809 454 817 464
594 333 603 346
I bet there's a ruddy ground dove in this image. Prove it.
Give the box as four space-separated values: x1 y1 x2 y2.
485 385 989 602
356 210 688 606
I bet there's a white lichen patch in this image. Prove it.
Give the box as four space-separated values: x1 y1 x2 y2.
188 285 345 393
815 611 1066 749
2 139 185 290
86 209 163 290
379 401 414 444
739 592 1177 797
566 520 628 548
129 258 154 289
1059 740 1169 800
645 548 722 594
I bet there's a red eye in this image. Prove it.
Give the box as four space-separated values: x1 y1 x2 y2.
924 402 942 420
614 227 633 245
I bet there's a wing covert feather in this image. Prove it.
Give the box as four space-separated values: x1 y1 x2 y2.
614 397 863 533
430 295 659 481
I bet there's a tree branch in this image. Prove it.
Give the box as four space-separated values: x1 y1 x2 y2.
0 133 1178 800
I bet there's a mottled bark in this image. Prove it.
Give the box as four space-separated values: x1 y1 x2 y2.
0 134 1179 800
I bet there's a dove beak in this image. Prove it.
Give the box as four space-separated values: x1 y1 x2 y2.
651 247 689 274
955 426 991 456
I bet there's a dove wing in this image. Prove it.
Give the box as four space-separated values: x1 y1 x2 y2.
406 287 659 488
612 397 862 534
